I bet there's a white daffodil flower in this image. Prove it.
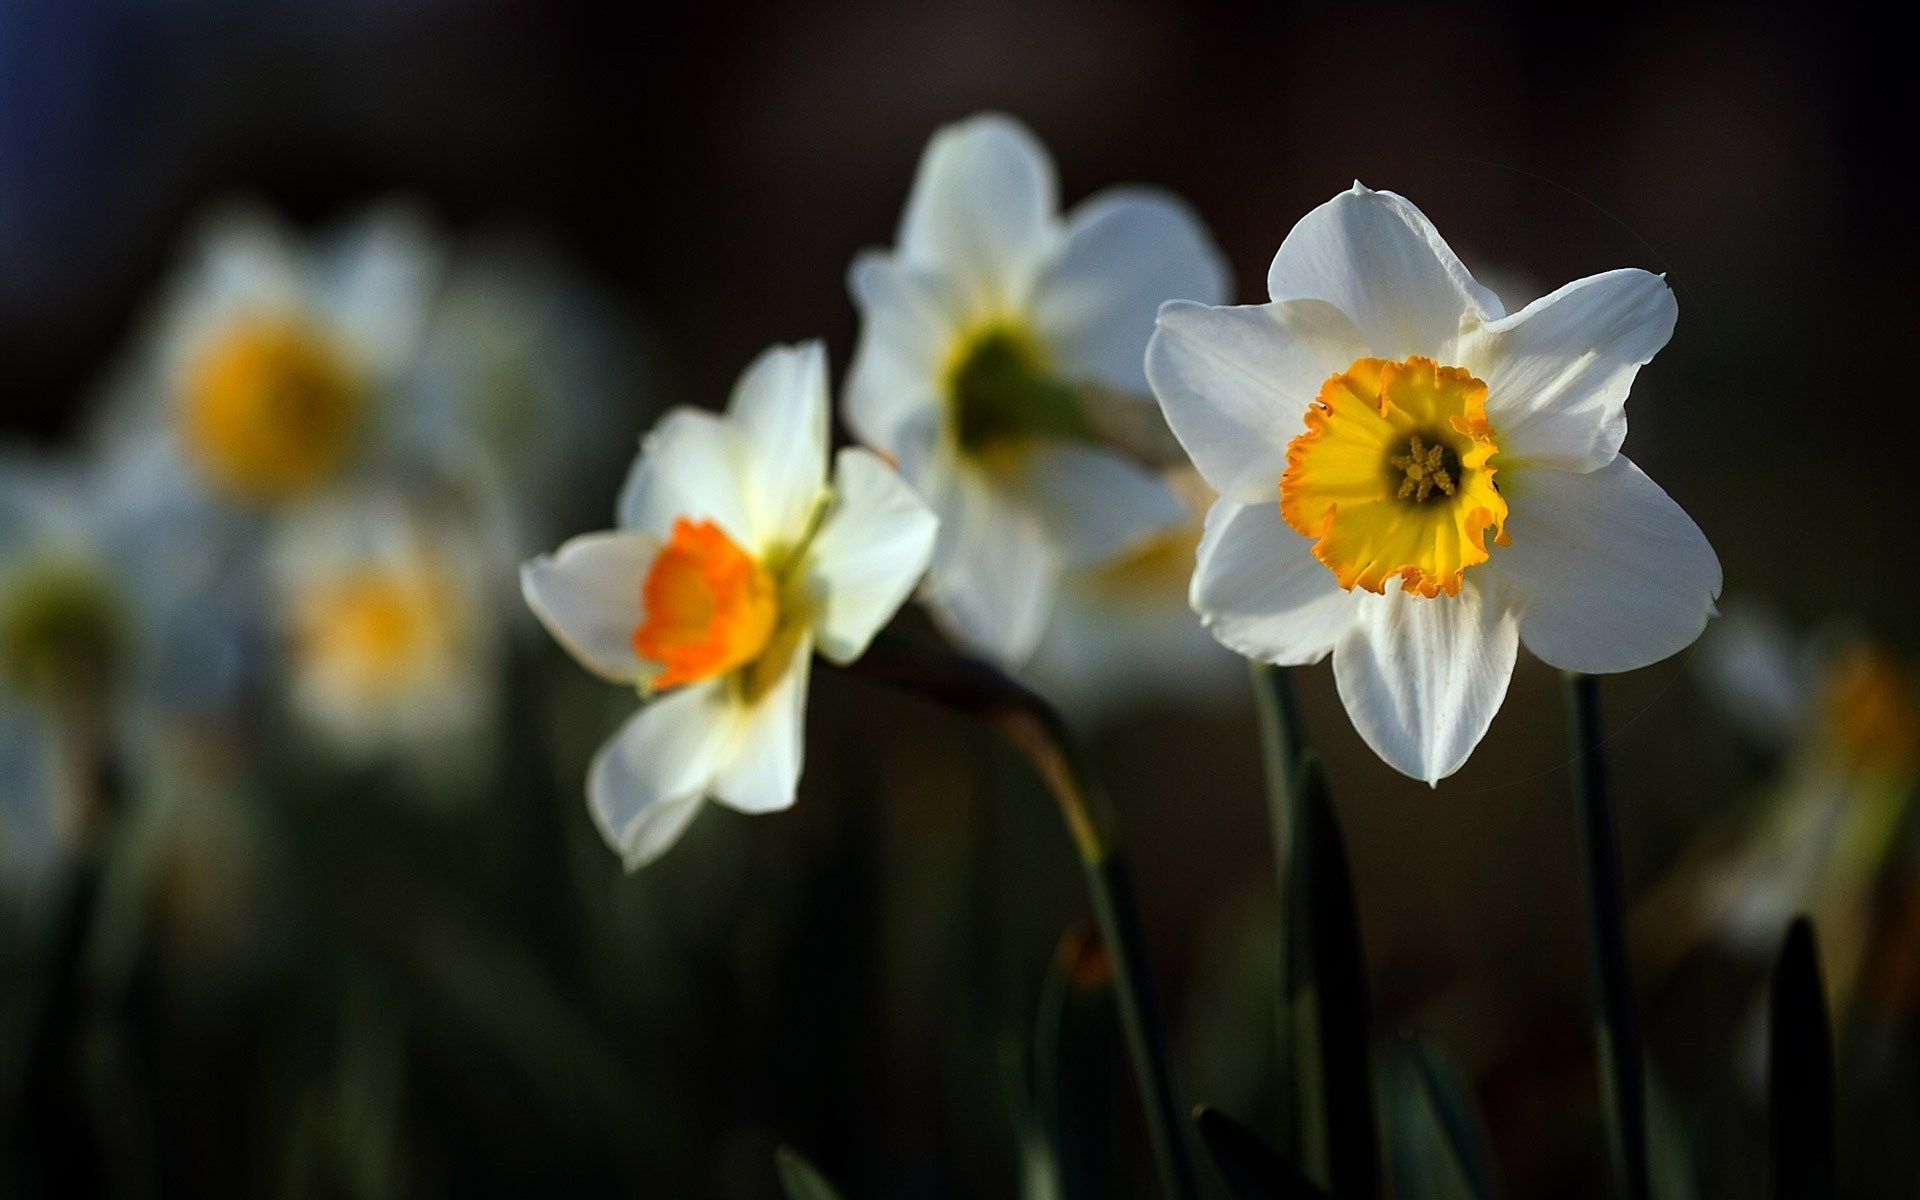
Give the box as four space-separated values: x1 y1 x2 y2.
96 200 446 512
268 490 502 776
522 342 937 868
1148 183 1722 784
1021 468 1238 724
846 113 1229 665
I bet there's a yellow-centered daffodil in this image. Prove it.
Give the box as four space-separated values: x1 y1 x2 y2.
1148 183 1721 783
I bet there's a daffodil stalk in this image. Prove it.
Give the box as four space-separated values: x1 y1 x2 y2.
851 632 1198 1200
1563 671 1652 1200
1249 661 1305 1159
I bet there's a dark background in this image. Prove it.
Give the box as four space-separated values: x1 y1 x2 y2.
5 3 1916 1196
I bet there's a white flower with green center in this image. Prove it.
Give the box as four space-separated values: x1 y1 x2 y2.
1147 183 1722 784
522 343 937 868
846 113 1229 665
0 452 135 892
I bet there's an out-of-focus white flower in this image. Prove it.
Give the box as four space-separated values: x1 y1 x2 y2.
268 490 501 773
82 201 460 751
845 113 1229 666
414 238 646 564
0 451 136 890
1021 468 1237 723
522 342 937 869
97 201 447 511
1149 183 1721 784
1651 608 1920 989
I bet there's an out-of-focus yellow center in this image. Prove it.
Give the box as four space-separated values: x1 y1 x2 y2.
1081 524 1201 605
293 563 457 698
183 318 365 503
1280 356 1509 598
634 518 779 690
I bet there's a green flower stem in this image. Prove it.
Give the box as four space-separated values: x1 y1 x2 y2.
853 633 1198 1200
1250 662 1305 1160
1562 672 1652 1200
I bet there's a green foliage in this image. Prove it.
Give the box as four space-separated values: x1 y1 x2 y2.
1384 1036 1495 1200
1769 917 1835 1199
1193 1104 1330 1199
776 1146 847 1200
1281 753 1380 1197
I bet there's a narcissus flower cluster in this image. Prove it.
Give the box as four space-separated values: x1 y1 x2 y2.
525 136 1724 869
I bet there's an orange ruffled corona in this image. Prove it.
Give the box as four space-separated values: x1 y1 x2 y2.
634 517 778 688
1279 356 1509 598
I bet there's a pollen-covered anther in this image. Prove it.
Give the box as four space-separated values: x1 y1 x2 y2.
1390 435 1456 502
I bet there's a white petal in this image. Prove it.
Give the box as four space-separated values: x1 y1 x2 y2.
897 113 1058 310
1463 269 1677 472
319 202 446 376
520 530 657 684
844 252 959 453
803 448 939 664
1266 183 1500 358
614 408 752 543
1022 558 1241 724
1190 498 1361 665
923 462 1059 666
710 646 812 815
726 341 831 546
1690 604 1811 745
1030 188 1230 396
1146 298 1367 503
1488 456 1720 674
1331 581 1520 785
187 205 307 317
1013 441 1187 569
588 682 738 869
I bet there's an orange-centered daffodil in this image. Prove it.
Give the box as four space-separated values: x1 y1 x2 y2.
183 318 365 503
1279 355 1508 599
634 517 780 690
522 341 938 869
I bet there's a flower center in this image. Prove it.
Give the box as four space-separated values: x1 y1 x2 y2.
634 518 780 690
292 562 459 697
1279 355 1509 598
1389 434 1459 503
183 318 365 503
944 322 1094 459
0 559 125 696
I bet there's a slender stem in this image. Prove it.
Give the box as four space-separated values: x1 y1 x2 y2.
851 634 1198 1200
1249 662 1304 1161
1562 672 1651 1200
